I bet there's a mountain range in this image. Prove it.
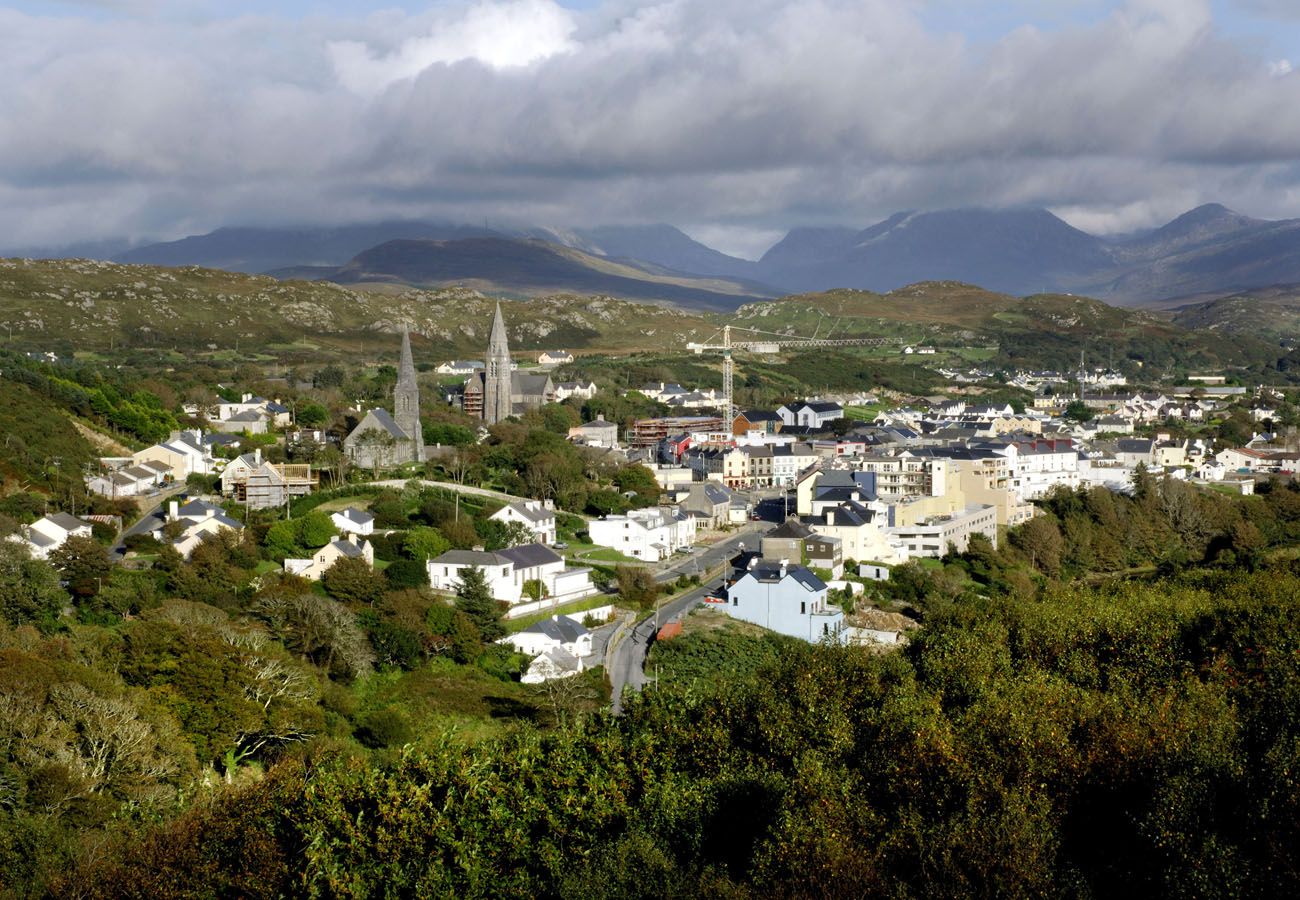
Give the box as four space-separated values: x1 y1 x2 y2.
23 203 1300 311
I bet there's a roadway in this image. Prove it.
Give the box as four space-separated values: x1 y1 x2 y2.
609 579 723 714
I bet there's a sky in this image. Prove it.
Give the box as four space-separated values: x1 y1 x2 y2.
3 0 1300 258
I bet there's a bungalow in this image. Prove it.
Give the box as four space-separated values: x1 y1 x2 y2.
11 513 93 560
724 560 847 644
435 360 486 375
330 507 375 537
427 543 595 605
777 401 844 430
284 535 375 581
568 415 619 449
538 350 575 366
490 500 558 545
504 614 594 682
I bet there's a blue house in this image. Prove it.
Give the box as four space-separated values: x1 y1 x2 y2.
724 561 847 644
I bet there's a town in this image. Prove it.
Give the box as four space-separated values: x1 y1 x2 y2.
9 300 1289 699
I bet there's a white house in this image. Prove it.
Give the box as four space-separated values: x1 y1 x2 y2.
284 535 375 581
330 507 375 537
538 350 575 367
157 499 245 560
777 401 844 430
554 381 598 402
490 500 557 545
427 549 516 601
724 560 847 644
811 501 907 565
11 513 93 560
435 360 485 376
587 506 697 562
503 614 594 659
426 543 595 605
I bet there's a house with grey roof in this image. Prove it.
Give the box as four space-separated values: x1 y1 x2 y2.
490 500 557 545
330 507 375 536
427 542 595 605
677 481 733 528
157 498 245 560
724 560 847 644
10 513 93 560
284 535 375 581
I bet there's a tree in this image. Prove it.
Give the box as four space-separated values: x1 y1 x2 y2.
297 511 337 549
384 559 429 589
615 565 659 609
321 557 387 607
454 566 506 642
1063 399 1094 423
49 534 112 599
404 526 450 561
296 403 328 429
263 520 301 560
0 541 67 629
255 593 374 679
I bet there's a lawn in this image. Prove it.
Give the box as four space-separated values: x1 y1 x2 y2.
505 594 616 633
573 547 639 563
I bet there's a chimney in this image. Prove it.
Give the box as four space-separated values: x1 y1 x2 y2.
168 500 179 520
254 447 262 465
596 413 605 422
780 559 788 578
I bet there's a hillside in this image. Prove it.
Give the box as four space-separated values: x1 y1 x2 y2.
0 258 716 358
1 258 1292 378
1171 284 1300 343
729 283 1282 373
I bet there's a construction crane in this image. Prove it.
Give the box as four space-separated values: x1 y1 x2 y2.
687 324 902 423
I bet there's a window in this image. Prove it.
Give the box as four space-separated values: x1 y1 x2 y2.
733 597 738 606
800 601 806 615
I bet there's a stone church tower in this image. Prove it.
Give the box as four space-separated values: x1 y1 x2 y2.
394 326 424 463
483 303 513 425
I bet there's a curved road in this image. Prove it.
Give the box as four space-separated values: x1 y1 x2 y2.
609 581 720 714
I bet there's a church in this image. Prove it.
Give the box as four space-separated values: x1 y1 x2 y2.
460 304 555 424
344 328 426 469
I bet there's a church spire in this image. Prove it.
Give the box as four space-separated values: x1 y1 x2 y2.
393 325 424 463
398 325 417 386
488 302 510 358
484 303 513 425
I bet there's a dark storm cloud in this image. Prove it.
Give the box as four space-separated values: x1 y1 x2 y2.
2 0 1300 253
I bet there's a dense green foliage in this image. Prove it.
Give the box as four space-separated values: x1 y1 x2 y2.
48 564 1300 898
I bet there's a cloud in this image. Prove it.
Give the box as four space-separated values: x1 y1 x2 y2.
329 0 578 95
3 0 1300 250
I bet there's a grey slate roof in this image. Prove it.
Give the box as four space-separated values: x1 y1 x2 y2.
365 407 410 440
45 513 90 532
747 562 827 591
504 501 553 524
767 518 814 540
335 507 375 527
497 543 564 569
432 549 510 567
522 615 589 644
